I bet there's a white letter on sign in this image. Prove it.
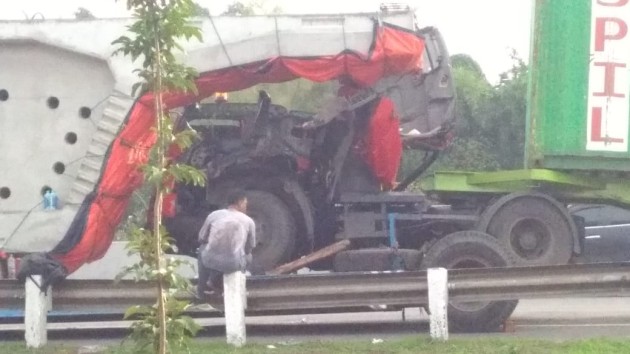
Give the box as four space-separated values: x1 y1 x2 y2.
586 0 630 152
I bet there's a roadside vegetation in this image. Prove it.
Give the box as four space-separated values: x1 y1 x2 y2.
5 337 630 354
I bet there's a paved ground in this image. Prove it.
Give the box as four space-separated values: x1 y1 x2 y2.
3 297 630 345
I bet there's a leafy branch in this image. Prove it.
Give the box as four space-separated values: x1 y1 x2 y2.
112 1 206 353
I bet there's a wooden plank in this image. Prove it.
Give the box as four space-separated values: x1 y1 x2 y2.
267 240 351 275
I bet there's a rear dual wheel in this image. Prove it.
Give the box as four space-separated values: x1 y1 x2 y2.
421 230 518 332
478 193 574 266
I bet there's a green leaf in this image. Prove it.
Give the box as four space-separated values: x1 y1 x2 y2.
124 305 153 320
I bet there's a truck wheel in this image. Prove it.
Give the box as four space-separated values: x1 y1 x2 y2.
246 190 297 272
478 193 574 266
420 230 518 332
164 213 208 257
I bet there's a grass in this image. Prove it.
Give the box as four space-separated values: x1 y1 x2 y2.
3 337 630 354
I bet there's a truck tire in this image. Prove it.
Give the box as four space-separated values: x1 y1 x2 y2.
420 230 518 333
245 190 297 273
164 214 208 257
478 193 574 266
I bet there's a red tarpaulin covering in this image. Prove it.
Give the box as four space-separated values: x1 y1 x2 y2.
361 97 402 190
52 24 424 273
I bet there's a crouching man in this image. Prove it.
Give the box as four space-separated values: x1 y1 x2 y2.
197 190 256 299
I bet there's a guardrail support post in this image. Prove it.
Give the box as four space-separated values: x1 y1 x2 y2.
224 271 246 347
428 267 448 341
24 275 48 348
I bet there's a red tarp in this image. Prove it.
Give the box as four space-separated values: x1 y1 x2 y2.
361 97 402 190
52 24 425 273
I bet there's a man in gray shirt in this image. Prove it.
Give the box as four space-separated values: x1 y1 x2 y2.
197 190 256 298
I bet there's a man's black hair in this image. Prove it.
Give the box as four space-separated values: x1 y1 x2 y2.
226 189 247 207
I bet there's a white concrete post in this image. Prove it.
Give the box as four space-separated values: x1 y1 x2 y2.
223 271 247 347
24 275 48 348
46 287 53 312
427 267 448 341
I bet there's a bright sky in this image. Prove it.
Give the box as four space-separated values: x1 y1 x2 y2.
3 0 533 83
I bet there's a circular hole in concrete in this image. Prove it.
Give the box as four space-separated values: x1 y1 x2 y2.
41 186 52 196
65 132 78 145
53 162 66 175
0 89 8 101
0 187 10 199
79 107 92 119
47 96 60 109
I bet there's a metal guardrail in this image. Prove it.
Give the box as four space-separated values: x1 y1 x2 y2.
2 262 630 313
447 262 630 302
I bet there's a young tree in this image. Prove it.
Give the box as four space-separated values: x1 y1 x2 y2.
192 1 210 16
112 1 205 353
222 1 256 16
429 52 527 173
222 0 282 16
74 7 96 20
483 51 528 169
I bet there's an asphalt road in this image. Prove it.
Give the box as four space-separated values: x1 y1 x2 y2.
2 297 630 345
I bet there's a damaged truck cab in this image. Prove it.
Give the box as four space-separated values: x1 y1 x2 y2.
166 25 458 273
